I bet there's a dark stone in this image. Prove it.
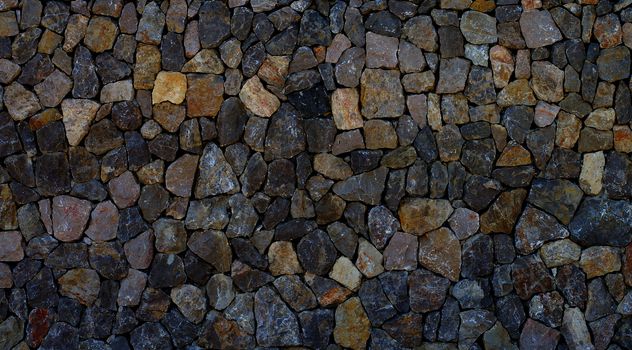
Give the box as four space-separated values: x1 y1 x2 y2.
297 229 337 275
461 233 494 278
570 196 632 247
299 309 334 350
35 152 70 196
129 322 172 350
502 105 533 144
409 269 450 313
95 53 131 84
358 278 397 326
298 10 331 46
512 254 555 300
198 1 230 48
254 286 301 347
148 253 186 288
288 83 331 118
72 46 99 99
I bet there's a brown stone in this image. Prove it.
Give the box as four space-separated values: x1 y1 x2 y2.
418 227 461 281
0 231 23 262
480 189 527 234
399 198 453 235
165 154 199 197
333 297 371 350
332 88 363 130
152 71 187 105
187 74 224 117
239 76 280 118
52 195 91 242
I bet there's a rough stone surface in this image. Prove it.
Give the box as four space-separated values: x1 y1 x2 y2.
1 2 630 348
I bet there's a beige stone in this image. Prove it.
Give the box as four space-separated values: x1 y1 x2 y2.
332 88 363 130
239 76 280 117
579 151 605 195
268 241 302 276
152 71 187 105
329 256 362 291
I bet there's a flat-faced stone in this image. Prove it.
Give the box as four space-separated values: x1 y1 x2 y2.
239 76 279 118
531 61 564 102
165 154 198 197
4 82 41 121
52 195 91 242
520 10 563 48
335 47 365 87
198 1 230 48
255 286 301 347
61 99 100 146
108 171 140 208
0 231 23 262
597 46 631 82
515 205 569 254
580 246 621 279
331 88 363 130
58 268 100 306
84 200 118 242
402 15 437 52
360 69 405 119
333 297 371 350
461 11 497 44
418 227 460 281
436 58 471 94
399 198 453 235
512 254 555 300
187 230 231 272
409 269 450 313
195 143 239 198
135 2 164 45
383 232 417 271
84 16 118 53
152 71 187 105
528 178 583 225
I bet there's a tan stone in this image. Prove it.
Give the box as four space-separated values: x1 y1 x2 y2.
418 227 461 281
496 143 532 166
61 99 101 146
268 241 302 276
579 151 605 195
58 268 101 305
258 55 290 87
84 16 118 53
585 108 615 131
329 257 362 291
580 246 621 279
152 71 187 105
399 198 453 235
364 119 398 149
313 153 353 180
333 297 371 350
555 111 582 148
490 45 514 88
239 76 280 118
497 79 536 107
134 44 161 90
332 88 363 130
182 49 225 74
355 238 384 278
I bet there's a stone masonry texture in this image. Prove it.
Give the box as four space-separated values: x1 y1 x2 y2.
1 0 632 349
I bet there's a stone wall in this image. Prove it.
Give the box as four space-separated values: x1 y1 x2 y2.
1 0 632 348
